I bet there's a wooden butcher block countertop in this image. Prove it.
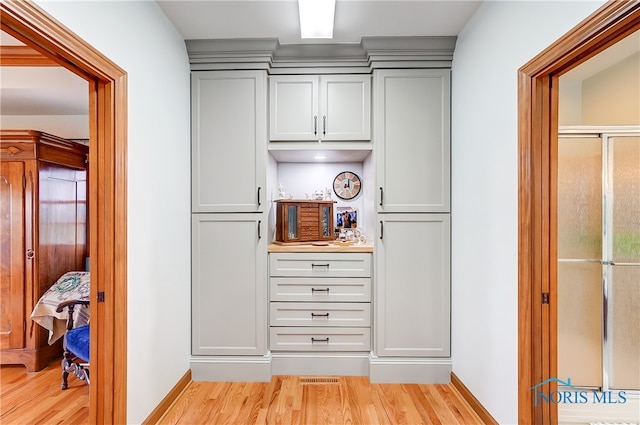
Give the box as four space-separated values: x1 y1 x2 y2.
268 242 373 253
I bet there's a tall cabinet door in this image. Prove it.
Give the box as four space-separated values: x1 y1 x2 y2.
375 69 450 213
192 214 267 355
0 161 25 350
192 70 266 212
375 214 450 357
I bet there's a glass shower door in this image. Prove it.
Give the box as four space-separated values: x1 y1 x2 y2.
558 132 640 392
608 136 640 391
557 135 603 389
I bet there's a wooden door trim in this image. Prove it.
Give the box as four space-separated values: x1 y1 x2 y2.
0 45 57 65
1 1 128 423
518 1 640 424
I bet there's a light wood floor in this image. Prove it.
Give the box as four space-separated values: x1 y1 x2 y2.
0 358 89 425
159 376 486 425
1 360 486 425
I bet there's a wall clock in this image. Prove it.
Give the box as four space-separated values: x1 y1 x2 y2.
333 171 362 200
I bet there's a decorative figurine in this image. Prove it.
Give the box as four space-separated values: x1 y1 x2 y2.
324 187 332 200
278 184 286 199
313 189 324 200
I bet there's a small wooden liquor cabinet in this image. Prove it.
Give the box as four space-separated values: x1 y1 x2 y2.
274 200 336 244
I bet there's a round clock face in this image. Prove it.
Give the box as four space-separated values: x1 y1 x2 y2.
333 171 362 200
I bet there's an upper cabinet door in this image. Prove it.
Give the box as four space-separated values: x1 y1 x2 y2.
269 75 371 142
192 70 267 212
375 69 450 213
269 75 319 141
320 75 371 141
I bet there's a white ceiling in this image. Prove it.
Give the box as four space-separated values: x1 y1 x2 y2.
562 29 640 82
0 31 89 117
156 0 483 44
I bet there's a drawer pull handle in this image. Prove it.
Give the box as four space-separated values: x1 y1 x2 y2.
311 263 330 269
311 337 329 343
311 312 329 318
311 288 330 293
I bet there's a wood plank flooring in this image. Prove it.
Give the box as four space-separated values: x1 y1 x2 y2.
1 360 486 425
159 376 486 425
0 358 89 425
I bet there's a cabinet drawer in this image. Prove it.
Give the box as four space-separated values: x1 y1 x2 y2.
270 327 370 352
269 253 371 277
270 277 371 302
270 302 370 327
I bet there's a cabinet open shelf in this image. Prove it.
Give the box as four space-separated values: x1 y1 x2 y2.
268 142 372 163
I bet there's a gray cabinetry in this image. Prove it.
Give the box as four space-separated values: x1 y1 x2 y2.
269 75 371 141
372 68 451 382
375 214 450 357
192 214 266 355
191 70 266 212
190 70 269 379
375 69 450 213
268 252 372 353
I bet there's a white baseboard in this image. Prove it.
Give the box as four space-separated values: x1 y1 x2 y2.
189 353 453 384
190 354 272 382
369 354 452 383
271 352 370 376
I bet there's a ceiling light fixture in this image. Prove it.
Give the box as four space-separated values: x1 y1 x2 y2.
298 0 336 39
314 154 327 160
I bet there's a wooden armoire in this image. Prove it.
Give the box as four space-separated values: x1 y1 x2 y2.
0 130 88 372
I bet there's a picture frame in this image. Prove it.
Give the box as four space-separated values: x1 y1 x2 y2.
336 207 357 229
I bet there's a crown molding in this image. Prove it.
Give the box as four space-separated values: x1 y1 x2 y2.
186 36 456 72
187 38 278 70
362 36 456 69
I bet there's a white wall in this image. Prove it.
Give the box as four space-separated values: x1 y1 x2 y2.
451 1 605 423
582 52 640 125
0 115 88 139
559 80 583 126
33 1 192 423
0 66 89 138
560 52 640 126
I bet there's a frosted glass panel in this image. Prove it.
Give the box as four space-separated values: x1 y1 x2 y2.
610 265 640 390
558 137 602 259
287 205 297 239
558 262 603 388
321 206 331 237
611 137 640 262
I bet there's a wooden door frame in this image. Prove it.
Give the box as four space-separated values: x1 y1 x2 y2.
518 1 640 423
1 1 127 423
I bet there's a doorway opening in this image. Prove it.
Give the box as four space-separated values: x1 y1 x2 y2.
557 127 639 423
1 1 128 423
518 2 640 423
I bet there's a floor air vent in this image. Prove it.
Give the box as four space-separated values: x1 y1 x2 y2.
299 377 340 384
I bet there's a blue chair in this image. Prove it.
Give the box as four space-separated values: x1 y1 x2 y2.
56 299 90 389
